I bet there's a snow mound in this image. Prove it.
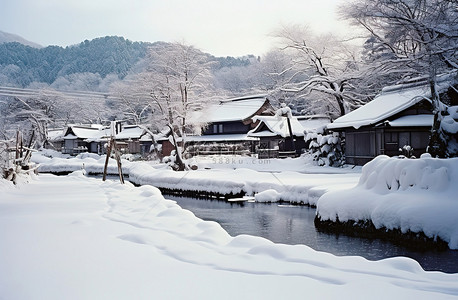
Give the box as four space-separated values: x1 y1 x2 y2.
255 189 281 202
358 155 452 193
317 155 458 249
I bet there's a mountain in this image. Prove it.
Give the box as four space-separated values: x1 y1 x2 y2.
0 36 149 86
0 34 253 88
0 30 42 48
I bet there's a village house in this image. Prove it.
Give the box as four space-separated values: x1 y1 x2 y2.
247 115 306 158
59 123 149 156
327 75 456 165
159 95 275 157
101 124 146 155
62 124 108 155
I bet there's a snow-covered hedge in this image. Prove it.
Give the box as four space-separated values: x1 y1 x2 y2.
316 155 458 249
304 126 343 167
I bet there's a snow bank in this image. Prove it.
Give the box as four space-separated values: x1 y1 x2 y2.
317 155 458 249
32 152 360 205
255 189 280 202
1 173 458 299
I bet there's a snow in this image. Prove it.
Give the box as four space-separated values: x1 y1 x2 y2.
1 171 458 299
254 189 280 202
441 106 458 134
32 152 360 206
387 114 433 127
317 155 458 249
66 125 109 140
298 115 331 132
47 128 65 141
249 115 305 138
204 96 268 123
327 74 453 130
113 125 145 140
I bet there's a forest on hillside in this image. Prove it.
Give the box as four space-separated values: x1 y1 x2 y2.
0 36 253 87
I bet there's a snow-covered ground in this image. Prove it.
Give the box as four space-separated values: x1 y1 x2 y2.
317 155 458 250
32 152 360 206
1 172 458 299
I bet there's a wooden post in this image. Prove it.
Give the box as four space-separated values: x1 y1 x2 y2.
15 130 20 161
112 138 125 184
102 138 113 181
102 136 124 184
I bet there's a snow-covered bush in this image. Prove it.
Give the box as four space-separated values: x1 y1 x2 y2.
0 140 13 179
440 105 458 157
304 126 343 167
163 150 198 171
399 145 415 158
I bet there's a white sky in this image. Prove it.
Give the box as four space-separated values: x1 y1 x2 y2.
1 0 351 57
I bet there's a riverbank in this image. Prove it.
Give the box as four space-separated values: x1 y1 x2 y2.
316 155 458 250
31 151 458 251
1 173 458 299
32 151 360 206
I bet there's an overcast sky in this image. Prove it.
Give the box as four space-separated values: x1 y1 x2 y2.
1 0 351 57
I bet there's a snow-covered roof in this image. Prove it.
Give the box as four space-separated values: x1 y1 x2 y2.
328 74 453 130
64 126 109 140
47 129 65 141
386 114 433 127
297 115 331 132
248 116 305 138
205 95 270 123
64 124 145 142
113 125 145 140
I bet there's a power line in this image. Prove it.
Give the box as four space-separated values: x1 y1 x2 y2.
0 86 124 101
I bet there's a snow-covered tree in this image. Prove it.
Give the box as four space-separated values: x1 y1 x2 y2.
140 42 216 170
340 0 458 157
275 25 370 118
1 89 67 148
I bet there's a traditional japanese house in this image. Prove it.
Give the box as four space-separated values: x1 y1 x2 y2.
159 95 275 157
248 115 306 158
327 75 456 165
62 125 108 155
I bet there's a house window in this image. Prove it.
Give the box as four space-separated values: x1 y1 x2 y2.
213 124 224 133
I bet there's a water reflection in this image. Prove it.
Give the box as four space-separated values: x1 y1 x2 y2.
168 196 458 274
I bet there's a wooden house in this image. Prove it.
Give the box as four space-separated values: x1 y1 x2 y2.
248 115 306 158
159 95 275 157
102 125 146 154
201 95 275 135
62 125 108 155
62 124 148 156
45 128 65 151
327 76 455 165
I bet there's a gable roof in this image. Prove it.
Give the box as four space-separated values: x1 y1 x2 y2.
248 116 305 138
63 124 145 142
64 125 109 140
328 73 454 130
109 125 145 140
205 95 273 123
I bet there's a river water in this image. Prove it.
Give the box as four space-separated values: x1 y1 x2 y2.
168 196 458 274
